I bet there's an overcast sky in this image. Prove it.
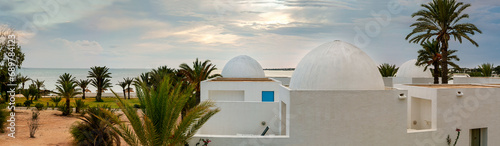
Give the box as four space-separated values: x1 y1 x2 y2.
1 0 499 69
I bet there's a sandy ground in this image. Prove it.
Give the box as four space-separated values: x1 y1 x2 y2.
0 109 130 146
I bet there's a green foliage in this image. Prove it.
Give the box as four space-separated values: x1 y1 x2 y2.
124 77 134 99
55 73 81 116
88 66 112 102
117 81 127 99
57 104 73 116
0 28 26 101
106 76 220 146
76 79 91 100
0 104 8 133
35 103 44 111
32 79 45 100
478 63 494 77
468 72 483 77
377 63 399 77
50 96 62 107
70 105 120 146
24 100 33 107
494 65 500 75
406 0 481 84
74 99 87 113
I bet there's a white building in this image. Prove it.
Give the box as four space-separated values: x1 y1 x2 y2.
190 40 500 146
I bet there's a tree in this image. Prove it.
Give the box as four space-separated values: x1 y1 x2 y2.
416 40 441 84
478 63 494 77
105 76 220 146
117 81 127 99
495 65 500 76
70 105 120 145
17 74 31 90
377 63 399 77
32 79 45 100
406 0 481 84
88 66 112 102
55 73 81 116
0 27 25 102
124 77 133 99
76 79 91 99
179 59 221 105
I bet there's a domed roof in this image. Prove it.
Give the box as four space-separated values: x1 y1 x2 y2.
289 40 384 90
221 55 266 78
395 59 432 78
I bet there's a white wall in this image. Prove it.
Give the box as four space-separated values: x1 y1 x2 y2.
198 102 281 135
201 79 283 102
453 77 500 84
208 90 244 101
270 77 291 86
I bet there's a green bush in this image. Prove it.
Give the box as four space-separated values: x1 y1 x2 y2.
15 103 23 107
133 104 141 108
70 105 120 145
74 99 87 113
35 103 44 111
50 97 62 107
24 100 33 107
57 104 73 116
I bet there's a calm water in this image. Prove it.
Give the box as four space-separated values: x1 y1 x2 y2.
16 68 294 92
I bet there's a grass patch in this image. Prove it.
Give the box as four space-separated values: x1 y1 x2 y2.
15 97 140 109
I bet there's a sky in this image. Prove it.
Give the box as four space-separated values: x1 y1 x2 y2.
0 0 499 69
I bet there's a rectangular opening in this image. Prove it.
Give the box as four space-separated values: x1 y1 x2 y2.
410 97 432 130
262 91 274 102
208 90 244 101
470 128 487 146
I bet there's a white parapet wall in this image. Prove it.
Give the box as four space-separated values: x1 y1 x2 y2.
198 102 281 136
453 77 500 84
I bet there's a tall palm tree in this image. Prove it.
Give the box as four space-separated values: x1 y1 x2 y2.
123 77 134 99
55 73 81 116
32 79 45 100
179 58 221 105
377 63 399 77
406 0 481 84
88 66 112 102
416 40 441 84
105 76 220 146
117 81 127 99
76 79 91 100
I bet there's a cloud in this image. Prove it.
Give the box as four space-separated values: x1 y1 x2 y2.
52 38 104 55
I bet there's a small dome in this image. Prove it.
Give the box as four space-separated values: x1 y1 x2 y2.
395 59 432 78
221 55 265 78
289 40 384 90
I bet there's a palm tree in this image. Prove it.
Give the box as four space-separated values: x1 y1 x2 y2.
55 73 81 116
179 58 221 105
123 77 134 99
105 76 220 146
416 40 441 84
377 63 399 77
32 79 45 100
406 0 482 84
117 81 127 99
70 105 121 145
17 74 31 90
478 63 494 77
76 79 91 100
88 66 112 102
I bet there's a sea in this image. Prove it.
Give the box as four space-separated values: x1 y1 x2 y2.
16 68 294 93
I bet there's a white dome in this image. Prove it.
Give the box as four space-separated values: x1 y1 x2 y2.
395 59 432 78
221 55 265 78
289 40 385 90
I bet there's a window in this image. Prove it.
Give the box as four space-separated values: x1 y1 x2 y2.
471 128 487 146
262 91 274 102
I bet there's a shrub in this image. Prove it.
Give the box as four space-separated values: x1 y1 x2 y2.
133 104 141 108
28 110 40 138
74 99 87 113
24 100 33 107
15 103 23 107
70 105 120 146
58 104 73 116
50 97 62 107
35 103 44 111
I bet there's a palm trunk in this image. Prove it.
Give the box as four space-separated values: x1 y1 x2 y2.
65 97 70 115
82 92 85 100
127 85 131 99
97 88 102 102
433 62 440 84
123 89 126 99
441 40 449 84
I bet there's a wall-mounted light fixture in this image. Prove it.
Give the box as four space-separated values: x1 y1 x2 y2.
457 91 464 97
399 93 407 99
